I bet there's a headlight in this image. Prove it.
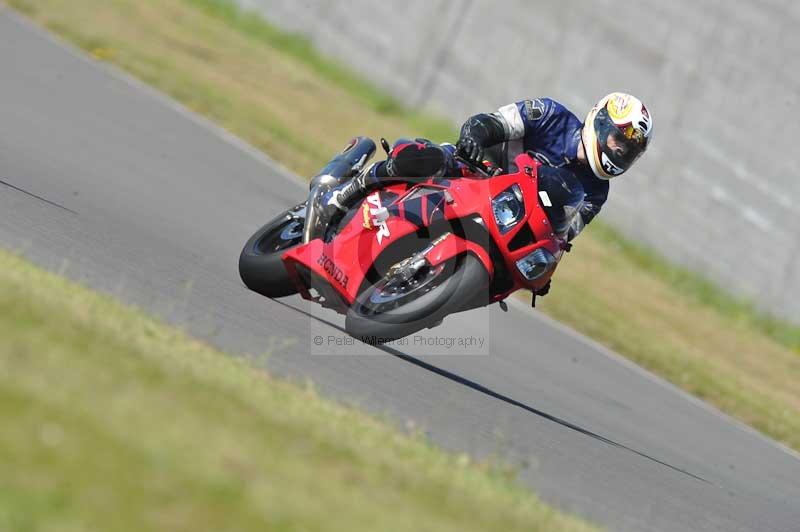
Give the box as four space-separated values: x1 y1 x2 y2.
492 185 525 234
516 248 556 281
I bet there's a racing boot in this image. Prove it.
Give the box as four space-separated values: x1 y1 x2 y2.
382 139 447 178
315 141 447 229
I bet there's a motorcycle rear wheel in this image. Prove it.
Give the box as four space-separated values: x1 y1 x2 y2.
345 253 489 343
239 203 306 298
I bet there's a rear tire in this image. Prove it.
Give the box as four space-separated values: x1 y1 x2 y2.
345 253 489 342
239 204 305 298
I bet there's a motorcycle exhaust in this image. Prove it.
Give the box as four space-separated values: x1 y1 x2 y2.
309 136 376 189
305 136 377 244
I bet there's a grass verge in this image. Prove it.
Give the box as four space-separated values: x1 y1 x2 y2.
0 250 597 531
5 0 800 452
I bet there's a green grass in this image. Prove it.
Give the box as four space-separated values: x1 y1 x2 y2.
181 0 455 141
5 0 800 452
187 0 402 113
588 223 800 351
0 250 598 531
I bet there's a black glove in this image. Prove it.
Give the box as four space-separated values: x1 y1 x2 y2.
457 113 507 165
456 134 484 164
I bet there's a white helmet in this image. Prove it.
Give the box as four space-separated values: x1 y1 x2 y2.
582 92 653 180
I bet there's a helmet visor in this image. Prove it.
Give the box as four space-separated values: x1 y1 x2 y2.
593 107 648 176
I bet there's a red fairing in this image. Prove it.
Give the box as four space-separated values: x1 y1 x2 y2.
282 152 567 311
422 232 493 275
282 188 424 304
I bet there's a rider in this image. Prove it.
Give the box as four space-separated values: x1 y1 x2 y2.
321 92 653 241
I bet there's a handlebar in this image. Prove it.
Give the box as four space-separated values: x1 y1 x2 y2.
454 155 503 178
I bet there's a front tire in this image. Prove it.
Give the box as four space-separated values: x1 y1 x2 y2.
239 204 305 298
345 253 489 342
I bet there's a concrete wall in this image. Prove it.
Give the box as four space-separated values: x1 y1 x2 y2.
237 0 800 322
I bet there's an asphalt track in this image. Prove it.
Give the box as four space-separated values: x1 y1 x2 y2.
1 9 799 531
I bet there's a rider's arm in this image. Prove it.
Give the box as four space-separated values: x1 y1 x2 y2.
568 178 609 241
459 97 557 147
493 98 559 140
457 98 555 161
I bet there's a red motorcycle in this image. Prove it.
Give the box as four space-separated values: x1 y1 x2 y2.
239 137 581 341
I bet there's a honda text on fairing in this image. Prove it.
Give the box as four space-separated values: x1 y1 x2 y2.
239 137 583 342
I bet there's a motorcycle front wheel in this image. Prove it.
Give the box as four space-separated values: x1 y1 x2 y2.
345 253 489 342
238 203 306 298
